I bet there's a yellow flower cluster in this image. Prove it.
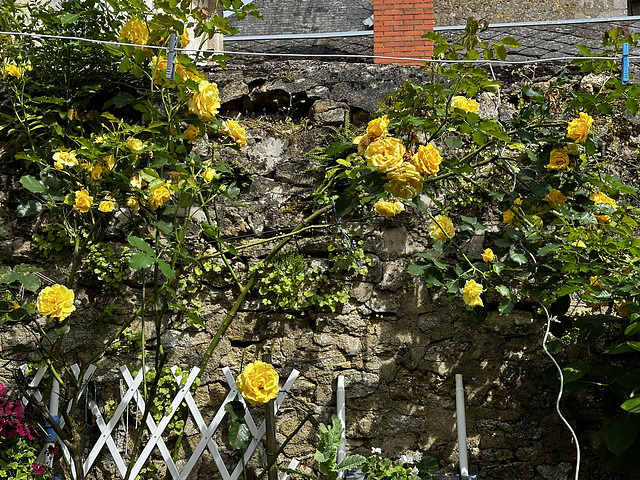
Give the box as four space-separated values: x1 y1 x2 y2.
354 116 389 153
1 63 22 78
118 17 149 47
567 112 593 143
463 280 484 307
450 96 479 113
187 80 221 122
374 199 404 217
151 56 203 84
428 215 455 242
37 284 75 322
386 162 424 199
236 361 280 406
222 120 247 147
365 137 405 173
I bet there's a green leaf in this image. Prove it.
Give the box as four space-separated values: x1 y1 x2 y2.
537 243 559 256
607 414 640 455
157 259 176 281
509 247 527 265
622 397 640 414
17 200 42 217
557 284 582 296
495 285 510 297
20 175 47 193
335 455 367 472
60 13 79 23
499 299 514 315
128 236 155 256
55 323 71 336
562 361 591 383
228 420 250 450
129 252 155 270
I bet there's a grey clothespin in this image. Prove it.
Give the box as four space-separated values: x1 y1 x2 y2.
165 33 177 81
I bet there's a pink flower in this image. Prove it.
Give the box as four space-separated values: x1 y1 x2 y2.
32 463 47 475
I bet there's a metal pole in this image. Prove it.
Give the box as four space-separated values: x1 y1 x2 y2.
336 376 346 480
455 374 469 478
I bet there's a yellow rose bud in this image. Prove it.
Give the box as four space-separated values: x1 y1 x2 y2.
462 279 484 308
130 171 146 189
481 248 496 262
37 284 75 322
126 137 146 152
1 63 22 77
236 361 280 406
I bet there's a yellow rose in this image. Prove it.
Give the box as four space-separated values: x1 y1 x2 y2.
74 189 93 213
374 199 404 217
412 144 442 176
130 171 146 189
367 116 389 139
126 196 140 210
118 17 149 47
1 63 22 78
463 280 484 307
37 284 75 322
546 148 570 171
126 137 146 152
364 137 406 173
151 56 169 83
353 134 373 154
222 120 247 147
481 248 496 262
104 155 116 171
150 183 172 208
386 162 424 199
98 200 115 212
91 164 104 181
450 96 479 113
188 80 221 122
183 124 200 143
544 188 568 207
567 112 593 143
53 150 78 170
503 198 522 225
571 240 586 248
428 214 455 242
236 361 280 406
202 167 218 183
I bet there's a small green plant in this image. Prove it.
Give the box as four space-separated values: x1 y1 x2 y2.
82 243 131 293
363 450 437 480
314 415 366 480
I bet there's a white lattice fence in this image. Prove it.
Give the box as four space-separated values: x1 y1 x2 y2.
22 364 301 480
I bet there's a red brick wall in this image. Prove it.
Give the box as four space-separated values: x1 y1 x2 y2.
373 0 434 65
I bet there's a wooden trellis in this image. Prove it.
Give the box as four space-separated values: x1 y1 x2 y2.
22 364 301 480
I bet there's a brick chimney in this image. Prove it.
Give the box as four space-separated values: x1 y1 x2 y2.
373 0 434 65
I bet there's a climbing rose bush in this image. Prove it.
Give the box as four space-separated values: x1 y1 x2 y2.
237 361 280 406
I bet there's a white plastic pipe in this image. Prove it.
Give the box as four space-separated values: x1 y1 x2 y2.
455 374 469 478
45 378 60 467
336 375 346 479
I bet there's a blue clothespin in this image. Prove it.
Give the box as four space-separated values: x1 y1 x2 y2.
622 42 629 85
165 33 177 81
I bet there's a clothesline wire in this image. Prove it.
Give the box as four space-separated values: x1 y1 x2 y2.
0 29 636 65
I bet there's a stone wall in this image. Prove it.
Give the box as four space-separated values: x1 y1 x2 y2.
1 60 638 480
